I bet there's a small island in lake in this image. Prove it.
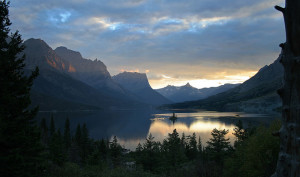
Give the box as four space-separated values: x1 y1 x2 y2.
169 113 177 122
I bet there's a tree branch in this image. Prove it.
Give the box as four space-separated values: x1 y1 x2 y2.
274 5 285 13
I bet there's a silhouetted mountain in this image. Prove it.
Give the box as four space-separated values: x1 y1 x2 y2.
30 90 101 111
24 38 69 72
113 72 172 105
24 38 143 111
54 46 141 102
165 58 283 113
156 83 238 103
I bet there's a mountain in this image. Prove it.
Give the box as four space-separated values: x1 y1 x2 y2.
156 83 238 103
54 47 118 91
54 46 140 102
24 38 69 72
23 38 142 111
165 58 283 113
112 72 172 105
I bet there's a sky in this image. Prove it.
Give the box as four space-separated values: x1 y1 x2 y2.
9 0 285 89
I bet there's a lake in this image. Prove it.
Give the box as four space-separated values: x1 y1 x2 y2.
37 109 280 150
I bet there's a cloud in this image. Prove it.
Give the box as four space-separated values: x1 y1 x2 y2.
9 0 285 88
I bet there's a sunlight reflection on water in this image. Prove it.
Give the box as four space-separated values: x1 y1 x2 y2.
37 110 278 151
113 111 276 150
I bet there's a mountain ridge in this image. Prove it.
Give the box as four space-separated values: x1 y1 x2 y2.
24 38 145 111
156 82 239 103
54 46 138 102
164 57 283 113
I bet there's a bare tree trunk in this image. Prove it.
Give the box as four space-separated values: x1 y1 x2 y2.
272 0 300 176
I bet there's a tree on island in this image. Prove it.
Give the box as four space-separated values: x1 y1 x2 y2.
272 0 300 176
0 1 42 176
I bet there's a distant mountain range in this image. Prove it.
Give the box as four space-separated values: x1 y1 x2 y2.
156 83 238 103
23 38 169 111
23 38 284 113
164 57 283 113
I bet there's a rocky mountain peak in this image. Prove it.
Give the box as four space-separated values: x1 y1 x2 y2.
55 46 83 62
24 38 50 50
54 46 108 75
112 72 150 91
184 82 193 88
24 38 68 71
112 72 171 105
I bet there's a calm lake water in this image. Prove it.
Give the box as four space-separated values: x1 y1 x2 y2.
37 109 279 150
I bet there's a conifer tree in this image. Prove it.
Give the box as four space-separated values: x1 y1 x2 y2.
186 133 198 160
233 120 247 147
40 117 48 146
197 136 203 153
0 1 42 176
49 114 55 137
81 123 90 163
49 129 66 166
64 117 71 150
180 132 187 151
142 133 157 171
110 136 122 167
99 138 108 160
206 129 231 162
136 142 142 152
72 123 82 163
164 129 186 168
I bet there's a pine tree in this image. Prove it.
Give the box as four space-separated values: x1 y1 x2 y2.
40 117 49 146
81 123 90 164
0 1 42 176
99 138 108 160
197 136 203 153
186 133 198 160
143 133 155 151
180 132 187 150
110 136 122 167
49 114 55 137
142 133 157 171
164 129 186 168
206 129 231 162
136 142 142 152
49 129 66 166
71 123 82 163
63 117 71 150
75 124 81 145
232 120 247 147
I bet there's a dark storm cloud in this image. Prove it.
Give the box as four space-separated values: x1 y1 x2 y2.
9 0 286 87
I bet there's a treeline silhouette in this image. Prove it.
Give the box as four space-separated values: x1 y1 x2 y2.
40 117 280 177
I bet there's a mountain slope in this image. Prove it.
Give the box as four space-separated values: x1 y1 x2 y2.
24 38 141 110
54 46 112 89
112 72 172 105
54 46 140 102
156 83 238 102
166 58 283 113
24 38 69 72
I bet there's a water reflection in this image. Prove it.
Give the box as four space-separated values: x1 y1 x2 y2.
37 110 278 150
148 113 237 149
37 109 153 143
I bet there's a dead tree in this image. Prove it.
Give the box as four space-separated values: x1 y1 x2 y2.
272 0 300 177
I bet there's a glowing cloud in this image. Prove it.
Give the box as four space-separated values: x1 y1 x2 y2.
162 74 172 79
47 9 72 24
120 68 140 73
